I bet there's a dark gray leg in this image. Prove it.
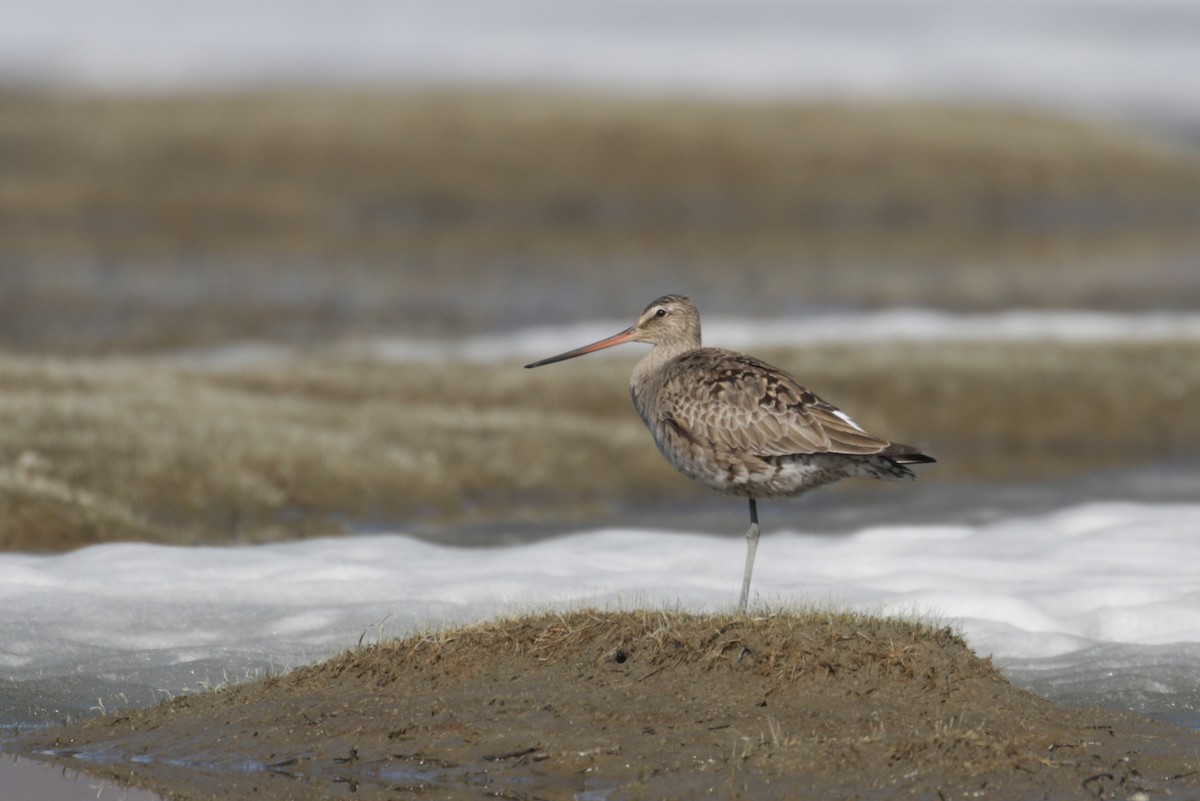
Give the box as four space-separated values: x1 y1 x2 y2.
738 498 760 613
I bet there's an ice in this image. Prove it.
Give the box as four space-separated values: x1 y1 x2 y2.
302 309 1200 367
2 501 1199 728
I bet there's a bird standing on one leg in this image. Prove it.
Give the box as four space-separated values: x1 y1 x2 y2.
525 294 934 612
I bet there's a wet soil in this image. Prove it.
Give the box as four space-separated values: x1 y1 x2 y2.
12 610 1200 800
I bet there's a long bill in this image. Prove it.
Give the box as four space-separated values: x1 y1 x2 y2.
524 326 638 368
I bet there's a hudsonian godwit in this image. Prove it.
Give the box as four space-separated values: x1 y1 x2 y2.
526 294 934 611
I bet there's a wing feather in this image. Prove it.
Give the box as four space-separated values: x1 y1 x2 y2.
657 349 891 457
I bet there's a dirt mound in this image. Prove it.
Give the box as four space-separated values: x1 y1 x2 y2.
15 609 1200 799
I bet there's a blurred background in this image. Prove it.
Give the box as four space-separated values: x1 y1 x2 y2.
2 0 1199 549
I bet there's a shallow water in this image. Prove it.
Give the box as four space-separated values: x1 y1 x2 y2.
0 753 162 800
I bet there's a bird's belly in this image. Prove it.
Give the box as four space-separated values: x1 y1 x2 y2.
658 442 850 499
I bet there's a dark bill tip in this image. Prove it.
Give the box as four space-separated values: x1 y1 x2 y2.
522 326 638 369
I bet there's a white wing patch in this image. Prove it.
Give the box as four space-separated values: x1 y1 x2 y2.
831 409 867 432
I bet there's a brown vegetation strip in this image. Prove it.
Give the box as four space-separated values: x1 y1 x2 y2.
16 610 1200 800
0 339 1196 551
4 89 1199 262
3 90 1200 352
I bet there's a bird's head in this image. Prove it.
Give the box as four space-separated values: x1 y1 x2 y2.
524 294 700 368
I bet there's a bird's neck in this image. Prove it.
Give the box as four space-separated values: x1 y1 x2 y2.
629 338 697 423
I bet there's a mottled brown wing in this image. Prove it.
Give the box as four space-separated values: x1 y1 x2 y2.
658 348 892 457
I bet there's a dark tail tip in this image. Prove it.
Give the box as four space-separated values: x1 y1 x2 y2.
883 443 936 465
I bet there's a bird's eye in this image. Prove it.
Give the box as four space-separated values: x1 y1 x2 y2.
655 308 667 318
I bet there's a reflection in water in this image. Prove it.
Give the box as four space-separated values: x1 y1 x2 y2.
0 754 162 801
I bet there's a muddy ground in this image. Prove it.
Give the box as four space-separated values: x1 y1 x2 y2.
12 610 1200 800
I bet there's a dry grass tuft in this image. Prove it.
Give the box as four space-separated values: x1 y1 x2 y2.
18 607 1200 800
305 607 979 689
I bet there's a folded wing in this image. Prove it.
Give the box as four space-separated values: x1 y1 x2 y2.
659 349 894 457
